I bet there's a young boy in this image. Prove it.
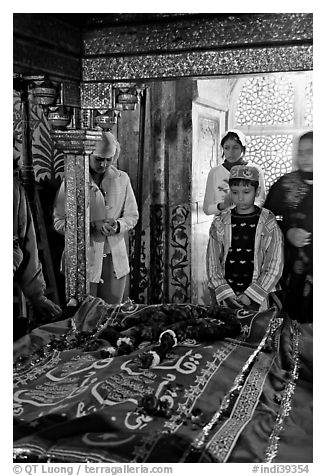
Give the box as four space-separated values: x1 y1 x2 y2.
206 165 284 311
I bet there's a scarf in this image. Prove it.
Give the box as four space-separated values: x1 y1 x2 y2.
222 158 247 172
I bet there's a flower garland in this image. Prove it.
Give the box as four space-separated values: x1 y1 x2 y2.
14 303 123 370
100 336 135 359
14 304 242 372
136 330 178 368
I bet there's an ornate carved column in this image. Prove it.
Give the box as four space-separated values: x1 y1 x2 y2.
17 75 58 204
149 83 169 304
51 129 102 303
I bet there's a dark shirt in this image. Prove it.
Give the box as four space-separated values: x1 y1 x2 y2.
264 170 312 269
225 206 261 294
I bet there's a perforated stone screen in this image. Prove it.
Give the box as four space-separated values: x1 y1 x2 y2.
233 73 312 191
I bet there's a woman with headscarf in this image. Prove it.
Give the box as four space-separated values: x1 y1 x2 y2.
54 131 139 304
203 129 266 215
264 130 313 322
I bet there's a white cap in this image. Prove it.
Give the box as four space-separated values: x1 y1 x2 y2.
221 129 247 148
94 131 118 158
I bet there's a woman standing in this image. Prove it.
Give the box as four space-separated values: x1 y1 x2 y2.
13 132 62 337
54 131 139 304
264 131 313 322
203 129 266 215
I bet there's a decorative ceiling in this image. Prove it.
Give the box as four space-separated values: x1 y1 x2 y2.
13 13 313 84
50 13 238 28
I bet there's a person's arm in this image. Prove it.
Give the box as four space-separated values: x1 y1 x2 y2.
15 186 62 318
13 236 24 274
244 215 284 305
53 181 66 235
206 218 237 303
283 206 312 248
13 178 24 273
116 175 139 233
203 168 232 215
14 185 46 302
203 168 218 215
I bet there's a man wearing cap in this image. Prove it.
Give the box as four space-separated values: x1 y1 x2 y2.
54 131 139 304
206 165 283 311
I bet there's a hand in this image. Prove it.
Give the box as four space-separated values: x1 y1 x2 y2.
286 228 311 248
219 192 234 211
236 294 252 307
89 220 106 242
105 218 117 228
33 296 62 320
92 220 106 232
225 297 243 309
101 219 118 236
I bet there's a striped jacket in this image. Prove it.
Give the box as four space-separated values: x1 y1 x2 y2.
206 207 284 309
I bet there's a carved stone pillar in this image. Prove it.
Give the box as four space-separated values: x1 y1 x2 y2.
51 129 102 303
149 80 193 304
20 87 36 205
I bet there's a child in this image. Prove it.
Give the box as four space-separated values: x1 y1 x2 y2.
203 129 266 216
206 165 283 311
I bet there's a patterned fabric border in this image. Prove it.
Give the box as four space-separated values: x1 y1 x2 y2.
206 352 277 462
264 322 302 462
182 310 279 460
164 342 237 433
131 341 237 462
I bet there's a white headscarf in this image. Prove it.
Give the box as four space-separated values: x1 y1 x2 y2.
221 129 247 148
292 130 313 171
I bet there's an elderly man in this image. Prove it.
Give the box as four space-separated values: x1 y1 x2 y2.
53 131 139 304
